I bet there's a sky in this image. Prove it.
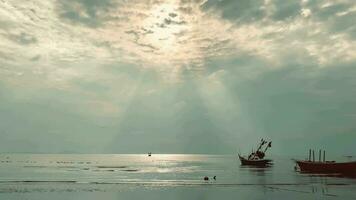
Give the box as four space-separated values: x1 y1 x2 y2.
0 0 356 155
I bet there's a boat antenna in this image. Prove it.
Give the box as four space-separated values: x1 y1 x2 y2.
263 141 272 153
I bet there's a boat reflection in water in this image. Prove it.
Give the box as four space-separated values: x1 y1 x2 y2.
238 139 273 167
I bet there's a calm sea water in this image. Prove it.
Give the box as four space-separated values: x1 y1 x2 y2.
0 154 355 200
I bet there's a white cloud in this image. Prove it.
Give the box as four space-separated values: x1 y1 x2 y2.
1 0 355 86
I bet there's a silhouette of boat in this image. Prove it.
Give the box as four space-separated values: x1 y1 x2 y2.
238 139 272 166
295 149 356 175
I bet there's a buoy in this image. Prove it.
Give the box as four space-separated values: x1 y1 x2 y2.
213 176 216 180
204 176 209 181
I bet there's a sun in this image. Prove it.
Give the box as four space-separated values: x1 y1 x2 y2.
142 3 188 52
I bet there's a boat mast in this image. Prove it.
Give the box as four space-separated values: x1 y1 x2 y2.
323 150 325 162
256 139 266 152
250 139 268 160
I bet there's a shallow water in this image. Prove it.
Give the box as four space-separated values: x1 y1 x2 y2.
0 154 355 199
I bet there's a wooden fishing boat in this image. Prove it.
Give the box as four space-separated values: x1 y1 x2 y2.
238 139 272 166
296 160 356 174
238 155 272 166
295 150 356 175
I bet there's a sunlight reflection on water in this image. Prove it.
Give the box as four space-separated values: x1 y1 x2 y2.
0 154 355 199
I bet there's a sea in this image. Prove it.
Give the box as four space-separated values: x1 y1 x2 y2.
0 154 355 200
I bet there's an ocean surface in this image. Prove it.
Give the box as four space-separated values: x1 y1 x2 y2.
0 154 355 200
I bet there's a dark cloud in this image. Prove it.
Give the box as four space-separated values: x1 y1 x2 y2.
125 28 156 43
141 28 154 35
156 23 167 28
201 0 266 23
330 12 356 36
125 29 158 51
270 0 301 21
57 0 115 27
137 42 159 51
307 1 350 20
304 1 356 38
6 32 37 45
169 12 178 18
125 30 140 41
164 18 186 25
178 6 193 14
201 0 352 23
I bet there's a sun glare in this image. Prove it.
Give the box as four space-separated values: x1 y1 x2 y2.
143 3 188 53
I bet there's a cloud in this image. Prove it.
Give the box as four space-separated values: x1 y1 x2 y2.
30 55 41 61
5 32 37 45
163 17 187 25
0 0 356 153
201 0 266 23
57 0 115 27
270 0 302 21
1 0 354 81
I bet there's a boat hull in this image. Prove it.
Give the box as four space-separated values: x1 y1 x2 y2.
238 155 272 166
296 160 356 174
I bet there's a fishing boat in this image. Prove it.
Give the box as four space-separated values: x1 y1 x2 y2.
295 149 356 175
238 139 272 166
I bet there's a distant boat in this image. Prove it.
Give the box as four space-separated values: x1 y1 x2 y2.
295 149 356 175
238 139 272 166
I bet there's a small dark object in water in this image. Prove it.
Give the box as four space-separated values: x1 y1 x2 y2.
213 176 216 180
148 152 152 157
204 176 209 181
122 169 139 172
